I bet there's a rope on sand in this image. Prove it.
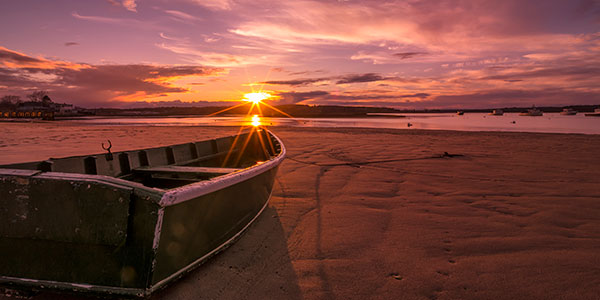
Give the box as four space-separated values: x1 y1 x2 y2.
286 152 463 167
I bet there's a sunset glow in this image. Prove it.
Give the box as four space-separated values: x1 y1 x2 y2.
1 2 599 299
244 92 271 104
0 1 598 109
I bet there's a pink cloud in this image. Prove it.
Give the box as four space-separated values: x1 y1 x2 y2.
227 0 599 58
164 10 200 22
187 0 232 11
71 12 162 30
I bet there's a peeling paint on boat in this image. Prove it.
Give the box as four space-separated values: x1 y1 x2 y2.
152 208 165 250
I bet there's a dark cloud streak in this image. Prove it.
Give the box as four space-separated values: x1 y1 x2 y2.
481 65 600 81
261 73 393 87
262 77 329 86
393 52 427 59
336 73 388 84
272 90 431 105
273 91 330 104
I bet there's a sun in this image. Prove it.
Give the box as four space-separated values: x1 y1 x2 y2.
243 92 271 104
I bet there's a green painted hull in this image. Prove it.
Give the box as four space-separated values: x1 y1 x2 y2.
0 129 285 297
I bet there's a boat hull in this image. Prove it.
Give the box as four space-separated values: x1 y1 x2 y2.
519 112 543 116
560 110 577 115
0 129 285 297
151 165 279 288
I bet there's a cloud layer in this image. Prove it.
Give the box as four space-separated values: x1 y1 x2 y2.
0 47 223 107
0 0 599 108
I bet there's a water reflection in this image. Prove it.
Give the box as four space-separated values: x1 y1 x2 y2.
251 114 261 127
67 113 600 135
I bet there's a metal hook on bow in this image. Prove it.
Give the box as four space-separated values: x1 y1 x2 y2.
102 140 113 161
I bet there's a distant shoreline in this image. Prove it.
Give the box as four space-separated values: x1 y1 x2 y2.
2 112 593 135
88 104 600 118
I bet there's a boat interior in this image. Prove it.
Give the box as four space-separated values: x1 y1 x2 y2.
1 129 280 189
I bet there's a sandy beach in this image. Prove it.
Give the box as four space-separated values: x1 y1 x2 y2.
1 122 599 300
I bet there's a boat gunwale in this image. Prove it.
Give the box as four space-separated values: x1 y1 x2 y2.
157 129 286 207
0 170 165 201
0 276 146 298
0 130 285 205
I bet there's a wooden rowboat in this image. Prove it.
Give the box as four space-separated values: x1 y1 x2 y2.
0 128 285 297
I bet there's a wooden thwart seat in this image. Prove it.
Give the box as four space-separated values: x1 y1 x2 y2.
133 165 242 177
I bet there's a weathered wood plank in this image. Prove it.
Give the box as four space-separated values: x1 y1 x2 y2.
134 165 241 176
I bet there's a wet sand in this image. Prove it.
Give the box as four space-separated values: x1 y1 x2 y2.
1 122 600 299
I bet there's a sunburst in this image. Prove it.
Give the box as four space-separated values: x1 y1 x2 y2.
243 92 271 104
213 78 298 167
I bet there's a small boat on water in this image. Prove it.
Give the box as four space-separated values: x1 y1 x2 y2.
560 108 577 115
0 129 285 297
456 111 464 115
585 108 600 117
519 107 543 116
489 109 504 116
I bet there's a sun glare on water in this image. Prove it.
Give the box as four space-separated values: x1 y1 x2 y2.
251 114 261 127
244 92 271 104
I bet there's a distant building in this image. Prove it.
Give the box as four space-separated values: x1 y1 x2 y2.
17 101 54 112
0 95 93 120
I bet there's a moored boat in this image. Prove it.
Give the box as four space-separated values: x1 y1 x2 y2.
456 111 464 115
519 107 543 116
585 108 600 117
560 108 577 115
489 109 504 116
0 129 285 297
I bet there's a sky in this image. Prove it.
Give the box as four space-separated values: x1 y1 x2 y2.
0 0 599 109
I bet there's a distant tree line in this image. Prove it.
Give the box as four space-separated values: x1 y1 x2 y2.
0 91 51 109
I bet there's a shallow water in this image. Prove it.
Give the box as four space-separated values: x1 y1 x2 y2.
66 112 600 134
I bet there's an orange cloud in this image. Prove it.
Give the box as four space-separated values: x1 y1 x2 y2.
0 46 88 70
122 0 136 12
0 47 225 106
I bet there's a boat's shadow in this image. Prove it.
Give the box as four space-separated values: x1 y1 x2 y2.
150 206 302 299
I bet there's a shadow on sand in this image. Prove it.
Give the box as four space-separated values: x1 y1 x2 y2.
151 206 302 299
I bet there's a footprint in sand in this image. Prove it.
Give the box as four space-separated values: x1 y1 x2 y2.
442 234 456 265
